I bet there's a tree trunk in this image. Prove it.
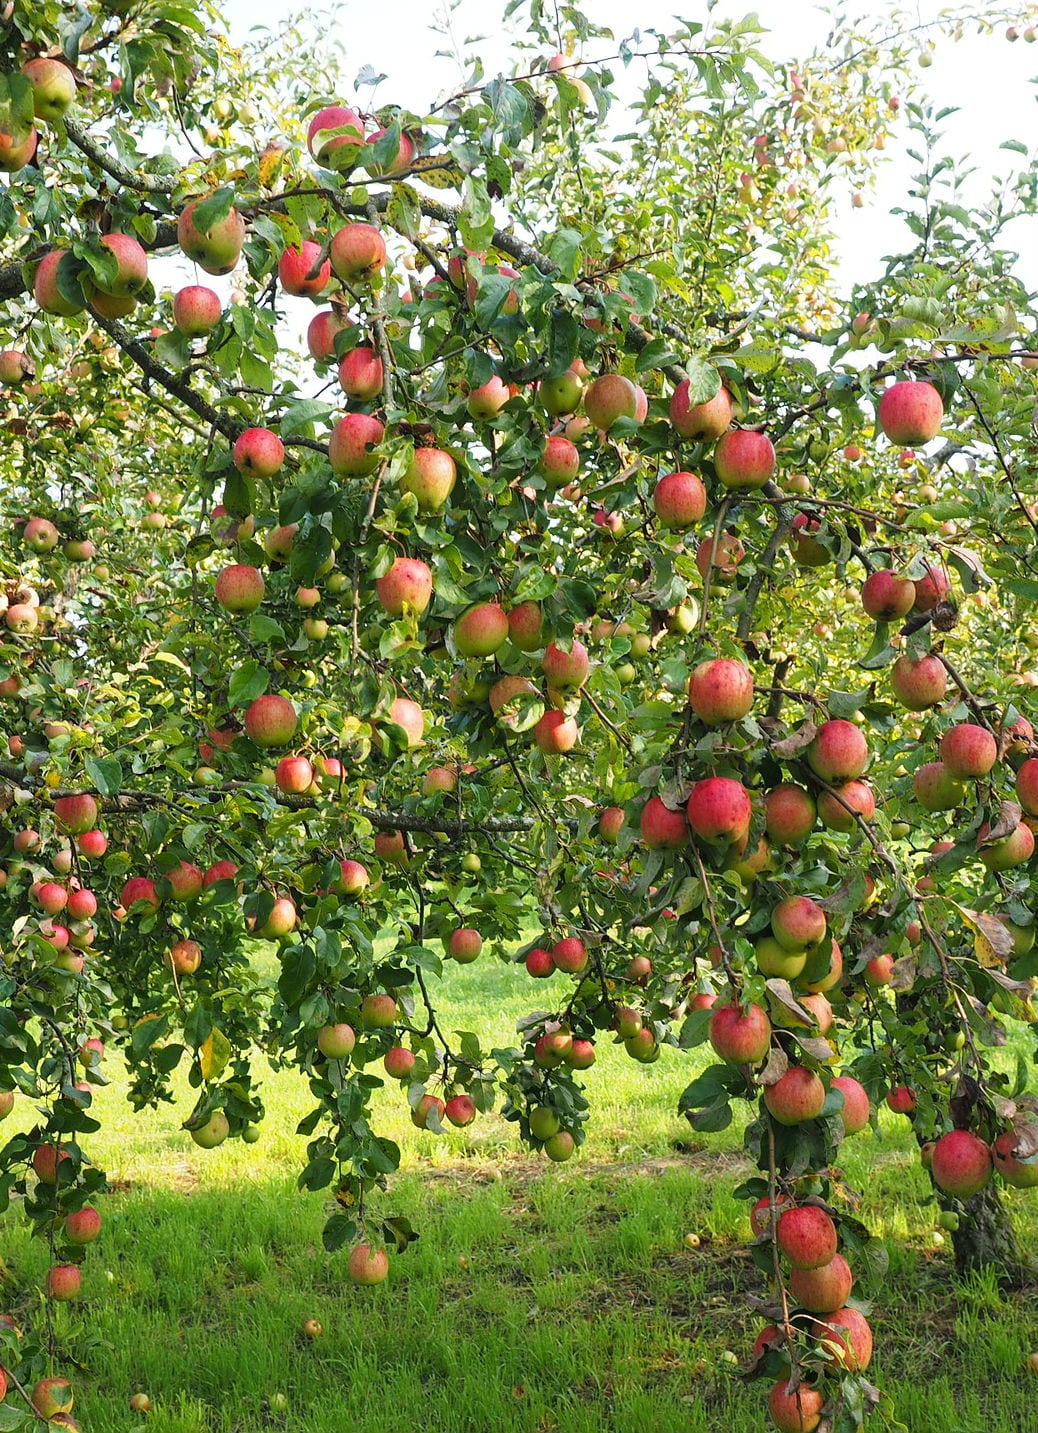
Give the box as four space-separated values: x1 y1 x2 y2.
941 1181 1031 1284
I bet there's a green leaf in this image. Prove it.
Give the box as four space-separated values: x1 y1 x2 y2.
279 398 336 435
84 755 123 797
322 1212 357 1252
250 613 286 644
290 524 334 586
191 186 235 234
299 1156 336 1191
387 182 422 241
0 73 35 147
681 359 722 405
199 1027 232 1081
623 271 656 316
636 336 681 373
547 228 583 281
474 270 518 328
228 660 269 707
279 946 317 1005
459 175 495 250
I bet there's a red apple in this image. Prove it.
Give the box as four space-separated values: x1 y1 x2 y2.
375 557 432 616
444 1094 477 1127
708 1001 771 1064
177 199 246 275
669 379 732 440
817 780 875 831
244 695 297 747
789 1252 853 1312
47 1264 81 1301
540 435 580 488
275 754 315 794
215 563 264 614
931 1129 992 1197
65 1205 101 1245
653 471 707 529
317 1023 356 1059
639 796 688 850
552 936 587 974
891 652 948 709
687 658 753 724
771 895 826 951
534 710 578 753
764 784 816 845
861 568 916 620
329 413 384 475
448 928 483 963
686 776 752 844
330 222 387 281
542 639 589 689
166 939 202 976
278 240 331 298
940 723 997 779
878 380 943 444
337 344 384 400
812 1307 873 1371
912 563 951 611
776 1206 838 1269
307 309 348 363
768 1380 823 1433
807 719 868 782
992 1128 1038 1188
583 373 639 430
454 602 509 657
713 429 775 489
525 946 555 978
383 1046 415 1079
831 1076 870 1135
233 427 284 478
307 105 365 169
173 284 222 336
764 1067 826 1125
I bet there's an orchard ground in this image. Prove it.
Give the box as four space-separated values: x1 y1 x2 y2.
4 951 1036 1433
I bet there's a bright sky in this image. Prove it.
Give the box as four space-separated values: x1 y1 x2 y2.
217 0 1038 290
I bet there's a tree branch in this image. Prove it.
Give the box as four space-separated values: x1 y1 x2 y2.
63 116 178 194
88 311 240 441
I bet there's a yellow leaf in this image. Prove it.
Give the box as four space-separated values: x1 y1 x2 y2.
199 1027 232 1082
975 932 1001 968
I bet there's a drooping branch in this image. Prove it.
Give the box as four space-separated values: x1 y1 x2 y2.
0 761 537 835
88 311 240 441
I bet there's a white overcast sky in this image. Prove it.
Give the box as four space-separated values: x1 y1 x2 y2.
216 0 1038 292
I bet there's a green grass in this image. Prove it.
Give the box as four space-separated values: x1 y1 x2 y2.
3 957 1038 1432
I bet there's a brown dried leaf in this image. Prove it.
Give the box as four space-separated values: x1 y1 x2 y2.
759 1044 790 1087
982 801 1022 846
987 966 1037 996
660 775 693 808
889 955 917 992
770 723 818 759
765 978 813 1028
1011 1120 1038 1160
795 1034 837 1063
958 907 1015 958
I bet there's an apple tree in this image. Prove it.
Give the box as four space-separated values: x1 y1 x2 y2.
2 0 1038 1428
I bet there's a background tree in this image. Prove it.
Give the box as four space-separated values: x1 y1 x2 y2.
2 1 1038 1429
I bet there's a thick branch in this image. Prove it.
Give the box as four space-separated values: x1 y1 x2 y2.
64 117 178 195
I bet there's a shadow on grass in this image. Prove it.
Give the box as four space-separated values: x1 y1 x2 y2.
2 1155 1037 1433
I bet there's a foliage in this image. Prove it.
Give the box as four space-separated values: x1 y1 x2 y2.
2 0 1038 1428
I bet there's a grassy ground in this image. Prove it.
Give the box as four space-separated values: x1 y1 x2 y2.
3 957 1038 1432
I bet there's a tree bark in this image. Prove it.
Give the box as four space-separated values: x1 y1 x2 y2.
942 1181 1032 1285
